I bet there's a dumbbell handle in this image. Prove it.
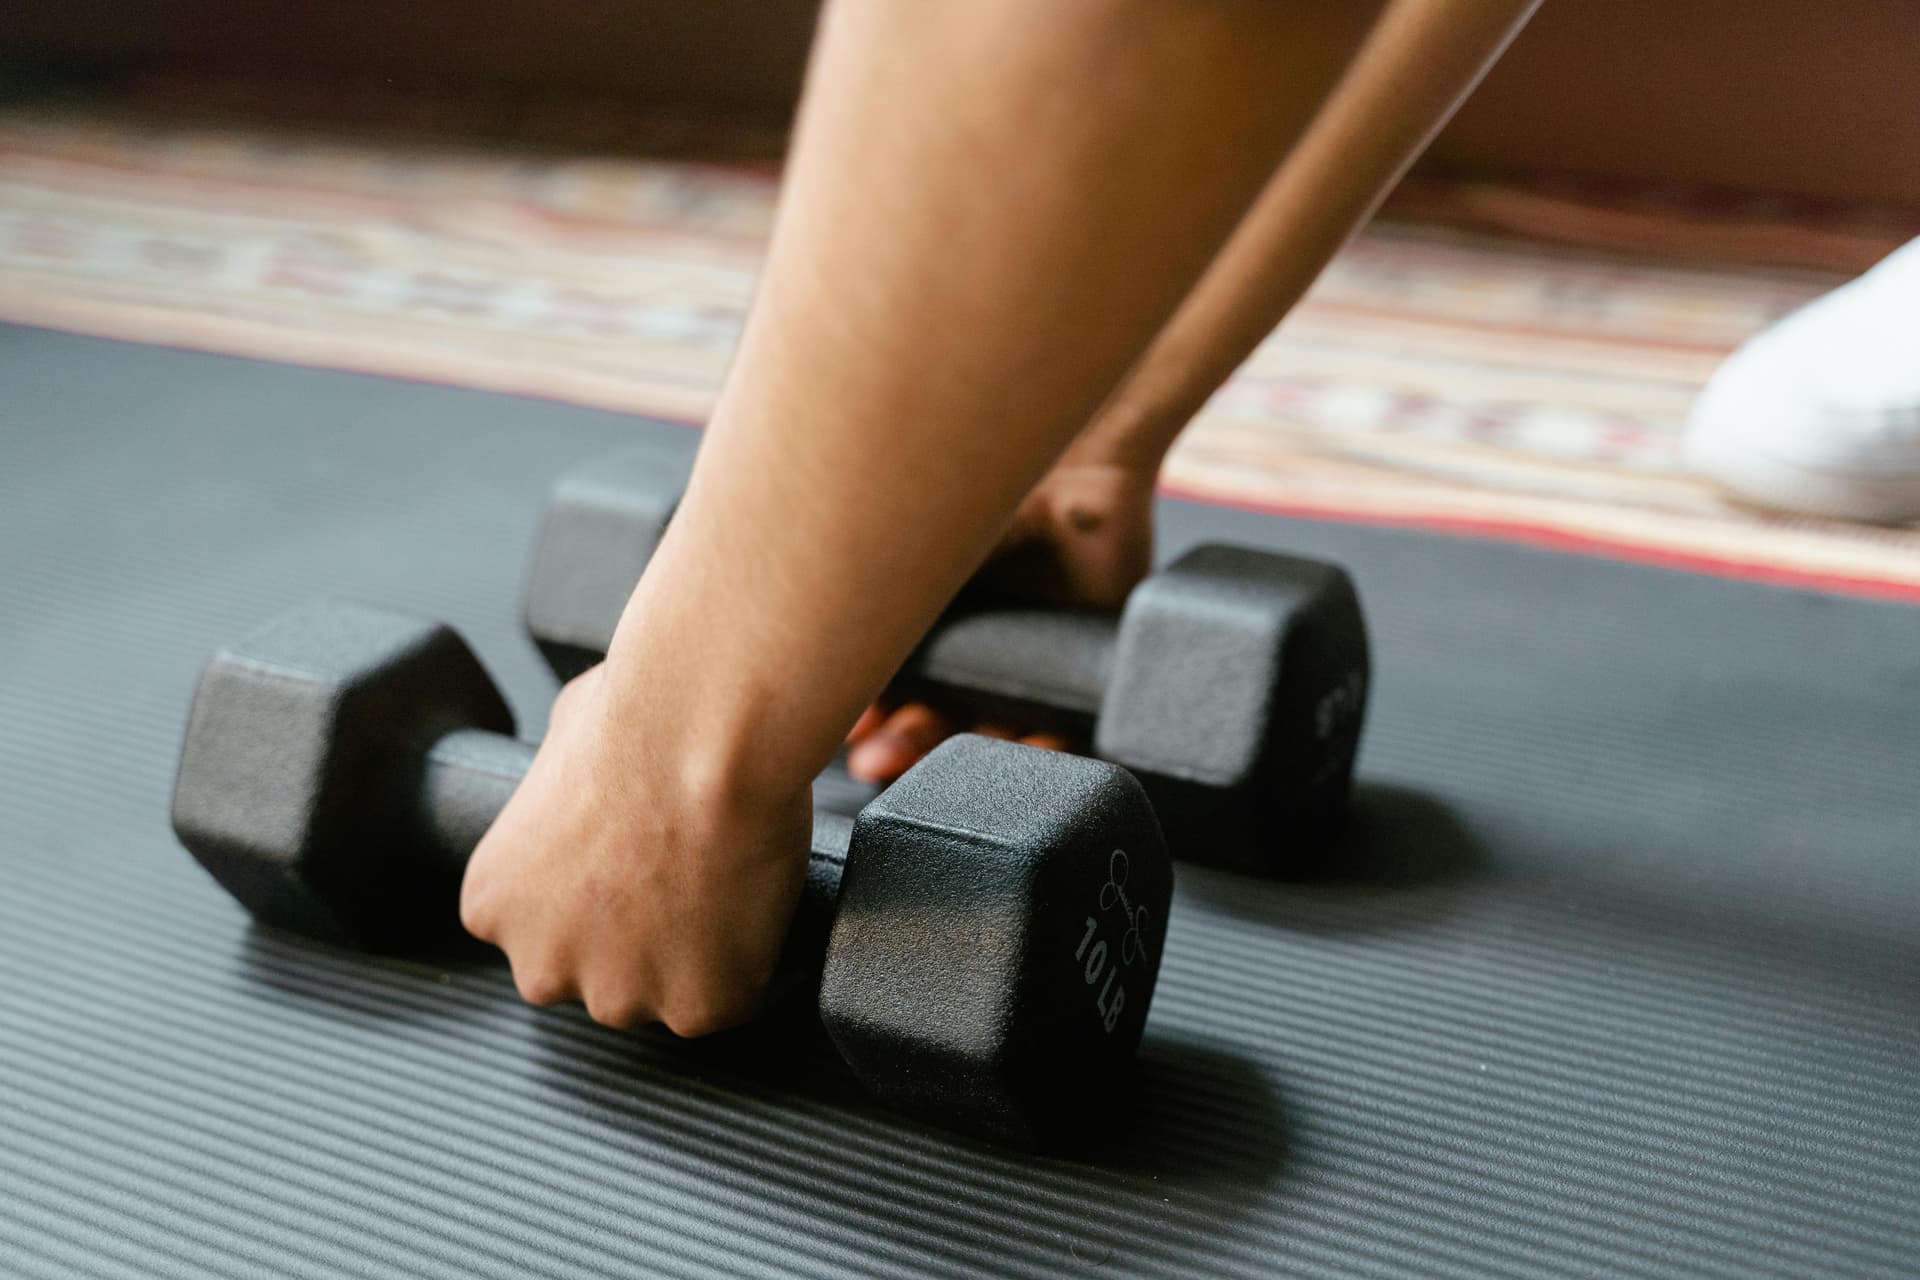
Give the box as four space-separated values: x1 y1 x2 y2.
412 728 846 964
897 604 1116 723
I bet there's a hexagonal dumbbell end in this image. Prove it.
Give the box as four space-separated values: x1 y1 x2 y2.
522 443 695 680
1097 544 1370 872
820 735 1173 1147
171 600 515 947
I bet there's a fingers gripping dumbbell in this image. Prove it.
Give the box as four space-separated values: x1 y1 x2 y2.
522 448 1371 874
170 601 1173 1147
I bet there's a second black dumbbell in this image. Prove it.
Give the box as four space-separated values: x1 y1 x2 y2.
522 447 1371 874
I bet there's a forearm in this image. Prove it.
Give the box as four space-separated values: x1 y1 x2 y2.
1070 0 1544 469
599 0 1323 793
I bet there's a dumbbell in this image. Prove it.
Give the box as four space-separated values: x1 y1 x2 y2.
522 447 1371 874
170 600 1172 1147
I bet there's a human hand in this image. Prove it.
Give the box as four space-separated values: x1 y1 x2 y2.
844 456 1156 783
459 664 812 1034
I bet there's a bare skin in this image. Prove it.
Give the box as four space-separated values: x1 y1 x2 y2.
847 0 1542 782
461 0 1540 1033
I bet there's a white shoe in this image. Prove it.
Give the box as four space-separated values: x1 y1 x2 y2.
1683 237 1920 522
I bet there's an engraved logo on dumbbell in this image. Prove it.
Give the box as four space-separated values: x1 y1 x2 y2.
1099 848 1151 966
1076 849 1154 1035
1313 669 1368 741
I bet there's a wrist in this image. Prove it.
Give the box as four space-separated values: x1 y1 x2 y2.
1061 403 1179 476
592 542 839 814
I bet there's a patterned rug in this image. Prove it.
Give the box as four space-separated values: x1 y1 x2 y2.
5 93 1920 599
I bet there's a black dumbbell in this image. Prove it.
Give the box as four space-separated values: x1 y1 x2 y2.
170 600 1172 1147
522 447 1371 874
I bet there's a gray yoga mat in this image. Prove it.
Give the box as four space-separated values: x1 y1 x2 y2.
1 324 1915 1278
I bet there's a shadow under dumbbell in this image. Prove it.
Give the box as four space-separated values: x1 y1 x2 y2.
228 923 505 1029
521 985 874 1111
1177 784 1486 938
1078 1033 1290 1192
516 994 1285 1180
1310 782 1486 887
232 916 1290 1225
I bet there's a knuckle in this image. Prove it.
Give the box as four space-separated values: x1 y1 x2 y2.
457 885 495 941
512 963 573 1008
660 1005 725 1039
551 667 600 719
661 990 751 1040
583 988 651 1030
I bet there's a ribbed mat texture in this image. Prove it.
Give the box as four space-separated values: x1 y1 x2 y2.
1 325 1916 1279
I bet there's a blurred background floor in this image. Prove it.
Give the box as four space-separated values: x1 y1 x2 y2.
4 74 1920 596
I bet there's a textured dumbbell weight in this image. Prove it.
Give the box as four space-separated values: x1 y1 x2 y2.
171 601 1172 1147
523 443 694 680
523 448 1371 873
